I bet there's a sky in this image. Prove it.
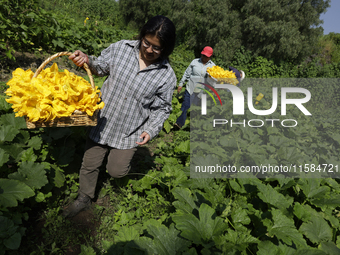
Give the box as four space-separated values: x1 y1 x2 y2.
320 0 340 34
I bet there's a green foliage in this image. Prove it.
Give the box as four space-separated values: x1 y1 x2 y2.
0 0 136 64
8 162 48 190
247 56 280 78
119 0 330 64
0 215 26 252
316 32 340 64
1 0 340 254
236 0 330 63
2 80 340 254
228 46 254 71
0 179 35 208
41 0 124 28
173 0 242 62
0 0 39 60
173 203 228 248
119 0 180 30
169 44 196 82
0 97 89 253
162 45 195 133
163 95 182 133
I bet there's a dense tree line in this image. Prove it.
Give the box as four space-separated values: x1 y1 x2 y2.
119 0 330 64
1 0 339 77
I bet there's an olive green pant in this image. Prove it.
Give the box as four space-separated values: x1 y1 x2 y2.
79 137 137 199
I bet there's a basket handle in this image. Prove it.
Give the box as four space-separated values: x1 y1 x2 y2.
33 51 95 90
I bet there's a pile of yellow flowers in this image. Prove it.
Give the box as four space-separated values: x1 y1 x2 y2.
207 66 239 86
5 63 104 122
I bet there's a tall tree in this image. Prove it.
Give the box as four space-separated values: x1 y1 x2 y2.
172 0 242 63
119 0 242 63
231 0 330 62
119 0 330 63
119 0 180 30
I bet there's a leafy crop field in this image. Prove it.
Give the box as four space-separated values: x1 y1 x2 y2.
1 0 340 254
1 70 340 254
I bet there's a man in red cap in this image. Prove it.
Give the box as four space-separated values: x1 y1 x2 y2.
175 46 215 128
201 46 213 58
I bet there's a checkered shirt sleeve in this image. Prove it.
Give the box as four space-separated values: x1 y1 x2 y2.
87 40 176 149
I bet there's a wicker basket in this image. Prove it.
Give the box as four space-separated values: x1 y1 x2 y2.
25 52 99 129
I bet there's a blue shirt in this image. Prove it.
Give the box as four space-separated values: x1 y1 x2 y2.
178 58 215 94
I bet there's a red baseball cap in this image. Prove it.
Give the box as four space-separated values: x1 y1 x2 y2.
201 46 213 57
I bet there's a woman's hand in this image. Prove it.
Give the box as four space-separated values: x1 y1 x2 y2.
136 132 150 145
69 50 88 67
177 86 183 93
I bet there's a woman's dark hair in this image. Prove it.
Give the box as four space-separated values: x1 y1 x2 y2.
138 15 176 60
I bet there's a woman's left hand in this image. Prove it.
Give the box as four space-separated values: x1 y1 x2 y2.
136 132 150 145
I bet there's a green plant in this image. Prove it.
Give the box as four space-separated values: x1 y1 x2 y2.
2 1 340 253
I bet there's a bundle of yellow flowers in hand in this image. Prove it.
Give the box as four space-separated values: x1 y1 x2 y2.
207 66 239 86
5 63 104 122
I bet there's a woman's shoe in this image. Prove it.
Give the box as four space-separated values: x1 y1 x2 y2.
62 193 91 218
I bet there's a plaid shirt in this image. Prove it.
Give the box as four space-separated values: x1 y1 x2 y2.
87 40 176 149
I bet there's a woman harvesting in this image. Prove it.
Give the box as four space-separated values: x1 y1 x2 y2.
63 15 177 218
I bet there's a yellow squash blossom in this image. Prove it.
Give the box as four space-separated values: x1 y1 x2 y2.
207 66 239 86
84 17 89 26
5 63 104 122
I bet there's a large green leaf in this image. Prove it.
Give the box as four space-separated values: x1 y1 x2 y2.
0 216 22 250
256 182 293 210
267 209 307 247
231 207 251 225
0 98 11 112
298 179 340 209
298 179 329 199
293 202 314 222
79 245 96 255
172 187 198 214
134 224 190 255
0 148 9 167
163 165 187 187
310 194 340 209
299 217 333 244
27 136 42 150
114 225 140 243
3 232 21 250
50 165 66 188
257 241 326 255
20 147 38 162
8 162 48 190
0 125 19 143
163 119 172 133
0 113 26 130
277 146 301 162
0 216 17 239
228 179 247 194
174 140 190 154
256 241 280 255
319 242 340 255
0 144 25 162
216 229 259 252
172 203 227 246
0 179 34 208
